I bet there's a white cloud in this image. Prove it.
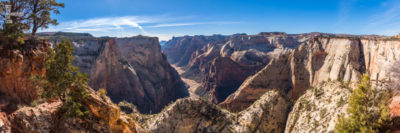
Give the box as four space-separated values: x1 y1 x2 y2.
147 22 240 28
40 15 239 40
42 16 153 33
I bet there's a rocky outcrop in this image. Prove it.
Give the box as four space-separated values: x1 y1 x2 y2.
164 33 312 103
221 37 400 112
390 95 400 131
10 101 62 132
197 57 258 103
0 40 49 113
9 87 137 133
46 34 188 114
134 90 290 133
220 54 292 112
285 81 350 133
6 88 289 133
0 112 10 133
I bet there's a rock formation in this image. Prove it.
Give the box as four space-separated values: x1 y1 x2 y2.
221 36 400 112
0 112 10 133
134 90 290 133
0 39 49 113
9 87 137 133
285 81 350 133
46 34 188 114
164 33 312 103
2 32 400 133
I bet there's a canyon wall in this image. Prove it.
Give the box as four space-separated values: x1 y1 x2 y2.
221 37 400 112
48 35 188 114
164 32 313 103
1 32 400 132
0 40 49 113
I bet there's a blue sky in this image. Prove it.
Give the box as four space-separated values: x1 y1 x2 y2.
42 0 400 40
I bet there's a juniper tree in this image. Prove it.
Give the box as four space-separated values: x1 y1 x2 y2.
32 39 89 117
27 0 64 36
335 75 392 133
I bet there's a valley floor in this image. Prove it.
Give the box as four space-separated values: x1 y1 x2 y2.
172 64 200 98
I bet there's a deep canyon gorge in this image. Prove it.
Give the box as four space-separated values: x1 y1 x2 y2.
1 32 400 132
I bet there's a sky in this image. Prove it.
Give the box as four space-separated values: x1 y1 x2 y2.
40 0 400 41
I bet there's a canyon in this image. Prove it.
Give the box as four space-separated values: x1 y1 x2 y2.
163 32 313 103
1 32 400 133
163 33 400 132
44 33 189 114
221 36 400 112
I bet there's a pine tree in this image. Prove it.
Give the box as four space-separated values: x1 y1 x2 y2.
27 0 64 36
335 75 392 133
32 39 89 117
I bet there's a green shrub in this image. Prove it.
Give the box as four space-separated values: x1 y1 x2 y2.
30 100 38 107
320 108 327 118
97 88 107 97
32 39 89 117
336 96 345 107
335 75 392 133
0 23 26 49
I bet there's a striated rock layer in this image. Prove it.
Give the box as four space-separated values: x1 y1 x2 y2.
0 40 49 113
164 32 313 103
46 35 188 114
221 37 400 112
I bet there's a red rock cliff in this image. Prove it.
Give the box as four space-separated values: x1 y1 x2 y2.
0 40 49 113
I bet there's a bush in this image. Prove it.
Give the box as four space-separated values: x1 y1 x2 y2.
97 88 107 97
30 100 38 107
336 96 345 107
32 39 89 117
335 75 392 133
320 108 327 118
0 23 26 49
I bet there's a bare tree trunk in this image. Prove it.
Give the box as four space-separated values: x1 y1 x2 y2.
31 0 38 37
32 25 37 36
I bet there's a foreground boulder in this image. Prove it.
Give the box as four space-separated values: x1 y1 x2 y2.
9 88 137 133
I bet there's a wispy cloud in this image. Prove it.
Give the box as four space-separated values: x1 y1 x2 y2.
42 16 153 33
147 22 240 28
40 15 240 40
